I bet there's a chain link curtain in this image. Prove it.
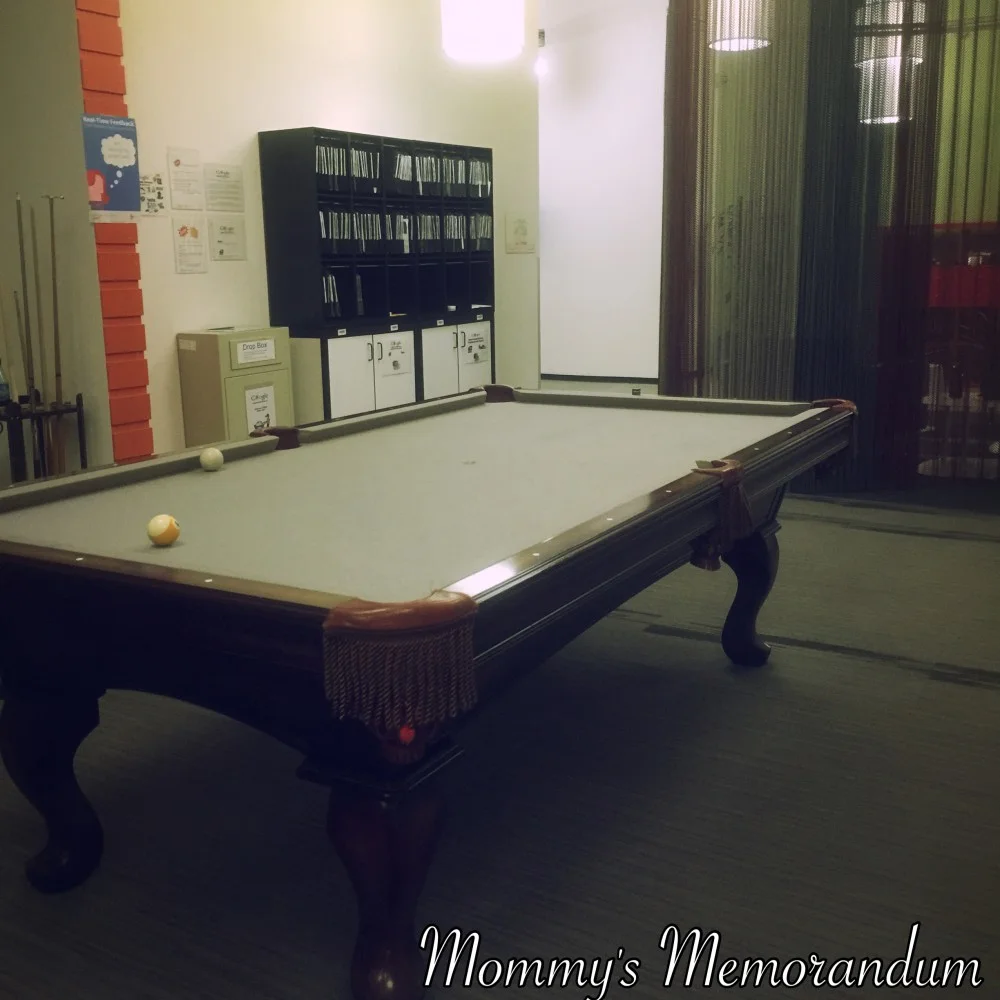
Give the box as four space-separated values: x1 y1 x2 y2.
660 0 1000 491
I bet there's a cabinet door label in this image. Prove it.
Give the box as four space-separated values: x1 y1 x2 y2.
245 384 276 433
382 337 412 376
237 338 275 364
461 326 490 365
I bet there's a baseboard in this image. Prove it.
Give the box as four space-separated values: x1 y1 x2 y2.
540 374 659 384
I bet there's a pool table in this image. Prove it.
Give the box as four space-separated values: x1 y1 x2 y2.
0 386 855 1000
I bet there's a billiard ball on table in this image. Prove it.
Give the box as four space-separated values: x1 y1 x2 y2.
147 515 180 547
199 447 224 471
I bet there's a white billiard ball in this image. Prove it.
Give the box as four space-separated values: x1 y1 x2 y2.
199 447 224 471
147 514 180 547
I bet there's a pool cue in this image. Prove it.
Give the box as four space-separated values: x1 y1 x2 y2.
0 287 16 400
0 292 6 394
6 289 27 402
30 204 52 477
15 196 40 479
11 291 28 390
12 290 38 479
44 195 66 474
0 285 8 388
14 197 37 403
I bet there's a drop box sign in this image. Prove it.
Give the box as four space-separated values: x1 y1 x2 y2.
82 114 141 222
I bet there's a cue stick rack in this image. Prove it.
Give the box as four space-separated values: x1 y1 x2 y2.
0 393 88 484
1 194 87 485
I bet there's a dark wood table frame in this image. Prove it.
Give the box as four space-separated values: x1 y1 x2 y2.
0 388 855 1000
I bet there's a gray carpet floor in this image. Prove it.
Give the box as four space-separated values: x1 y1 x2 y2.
1 496 998 998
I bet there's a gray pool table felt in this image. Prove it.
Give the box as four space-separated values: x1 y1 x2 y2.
0 401 822 602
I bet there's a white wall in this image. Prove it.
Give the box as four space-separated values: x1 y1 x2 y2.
538 0 667 378
0 0 113 483
120 0 540 454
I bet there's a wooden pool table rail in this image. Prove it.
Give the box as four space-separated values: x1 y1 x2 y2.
0 389 856 766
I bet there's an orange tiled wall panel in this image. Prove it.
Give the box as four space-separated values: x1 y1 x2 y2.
78 0 153 463
77 0 121 16
77 9 124 55
83 93 128 116
103 321 147 354
97 247 141 282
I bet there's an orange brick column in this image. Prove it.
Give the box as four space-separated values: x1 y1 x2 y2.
77 0 153 462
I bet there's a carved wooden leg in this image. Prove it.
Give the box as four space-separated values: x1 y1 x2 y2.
328 782 444 1000
0 692 103 893
721 529 780 667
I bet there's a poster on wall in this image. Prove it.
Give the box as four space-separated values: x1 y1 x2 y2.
140 173 166 215
504 213 535 254
82 115 141 222
168 147 204 211
245 385 276 434
209 214 247 261
204 164 245 213
172 214 208 274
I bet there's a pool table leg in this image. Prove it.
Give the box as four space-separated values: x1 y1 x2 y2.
0 692 104 893
721 529 780 668
327 781 444 1000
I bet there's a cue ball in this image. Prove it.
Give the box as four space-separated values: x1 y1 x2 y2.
147 514 180 546
199 447 224 471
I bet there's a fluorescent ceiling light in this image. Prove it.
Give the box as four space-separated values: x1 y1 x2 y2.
855 1 926 124
708 0 772 52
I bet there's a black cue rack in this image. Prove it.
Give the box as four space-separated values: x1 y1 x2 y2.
0 392 87 483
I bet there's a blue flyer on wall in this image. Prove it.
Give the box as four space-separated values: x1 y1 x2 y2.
82 114 141 222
